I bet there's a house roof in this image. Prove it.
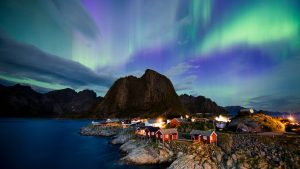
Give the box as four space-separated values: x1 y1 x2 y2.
173 118 185 122
145 126 160 132
136 126 146 130
157 128 178 134
190 130 216 136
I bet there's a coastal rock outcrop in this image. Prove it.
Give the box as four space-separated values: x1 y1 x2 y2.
111 134 130 144
120 140 142 153
168 154 219 169
120 140 173 165
228 113 285 132
121 146 169 164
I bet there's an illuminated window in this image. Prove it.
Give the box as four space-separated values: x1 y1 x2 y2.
166 135 169 138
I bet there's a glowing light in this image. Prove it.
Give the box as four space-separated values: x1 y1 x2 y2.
288 116 294 122
185 115 189 119
157 118 163 123
215 115 231 122
1 0 300 113
199 2 300 55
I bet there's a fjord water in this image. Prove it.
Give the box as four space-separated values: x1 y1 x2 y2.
0 119 165 169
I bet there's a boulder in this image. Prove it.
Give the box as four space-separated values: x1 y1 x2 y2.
168 155 197 169
121 145 172 165
111 134 130 144
120 140 141 153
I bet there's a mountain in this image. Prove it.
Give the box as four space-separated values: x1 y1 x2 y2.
0 69 227 118
46 88 101 115
0 84 100 117
223 106 246 116
180 94 227 116
0 84 55 117
93 69 187 118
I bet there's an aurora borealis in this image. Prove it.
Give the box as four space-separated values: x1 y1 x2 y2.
0 0 300 112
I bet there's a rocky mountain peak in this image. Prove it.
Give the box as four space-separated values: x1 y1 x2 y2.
93 69 186 118
143 69 160 76
78 89 97 98
141 69 167 80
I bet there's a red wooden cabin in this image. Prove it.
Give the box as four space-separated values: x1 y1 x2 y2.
155 128 178 142
145 126 160 138
170 118 185 128
190 130 217 144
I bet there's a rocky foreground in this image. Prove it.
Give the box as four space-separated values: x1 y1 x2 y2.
120 139 173 165
80 125 300 169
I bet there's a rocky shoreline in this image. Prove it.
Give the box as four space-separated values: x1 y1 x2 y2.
80 125 300 169
120 139 173 165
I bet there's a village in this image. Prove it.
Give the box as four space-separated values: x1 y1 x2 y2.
80 108 300 169
89 108 299 144
91 112 224 145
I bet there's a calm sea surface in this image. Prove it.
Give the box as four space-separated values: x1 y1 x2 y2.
0 119 167 169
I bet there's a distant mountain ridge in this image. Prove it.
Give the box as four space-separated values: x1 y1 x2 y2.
180 94 226 116
0 84 101 117
0 69 227 118
223 106 246 116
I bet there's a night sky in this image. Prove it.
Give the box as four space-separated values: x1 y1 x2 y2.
0 0 300 112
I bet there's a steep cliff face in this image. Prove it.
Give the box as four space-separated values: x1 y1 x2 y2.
93 69 187 117
179 94 226 116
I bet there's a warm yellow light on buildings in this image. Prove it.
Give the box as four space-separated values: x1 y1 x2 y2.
288 116 294 122
215 115 231 122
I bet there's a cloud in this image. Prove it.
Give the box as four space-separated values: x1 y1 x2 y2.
0 33 114 92
246 95 300 112
49 0 100 39
165 62 199 77
174 75 197 91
